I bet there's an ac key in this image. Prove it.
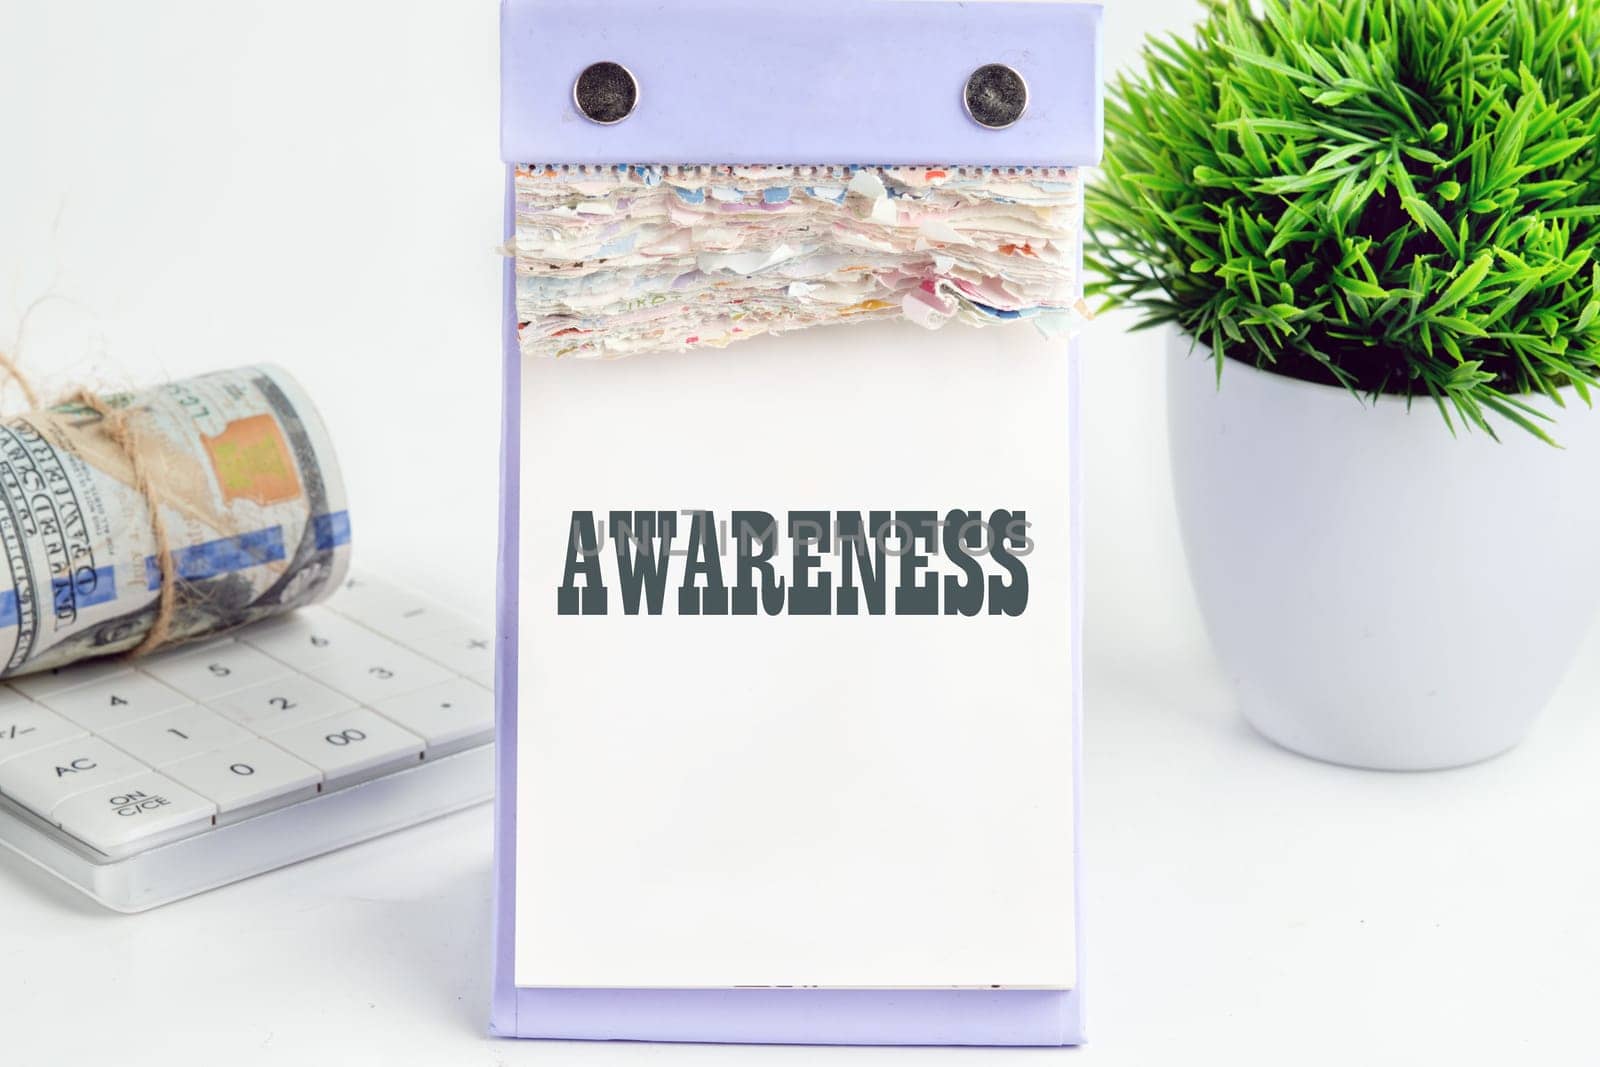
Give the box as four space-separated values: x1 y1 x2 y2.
0 737 148 817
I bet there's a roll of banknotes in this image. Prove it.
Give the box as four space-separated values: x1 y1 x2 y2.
0 364 350 677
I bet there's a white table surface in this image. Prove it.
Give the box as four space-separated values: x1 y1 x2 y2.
7 587 1600 1067
4 0 1599 1062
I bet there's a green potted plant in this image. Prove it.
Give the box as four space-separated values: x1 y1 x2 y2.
1089 0 1600 770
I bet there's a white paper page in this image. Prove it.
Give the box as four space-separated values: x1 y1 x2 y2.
515 320 1076 989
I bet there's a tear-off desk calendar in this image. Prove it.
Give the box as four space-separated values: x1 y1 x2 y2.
492 0 1103 1046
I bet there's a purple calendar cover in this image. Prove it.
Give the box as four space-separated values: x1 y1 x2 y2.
493 0 1103 1045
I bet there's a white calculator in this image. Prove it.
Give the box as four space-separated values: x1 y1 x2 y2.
0 576 495 912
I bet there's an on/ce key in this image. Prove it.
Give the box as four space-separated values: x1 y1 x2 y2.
51 773 217 858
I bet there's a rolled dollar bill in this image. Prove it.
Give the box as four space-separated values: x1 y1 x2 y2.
0 364 350 677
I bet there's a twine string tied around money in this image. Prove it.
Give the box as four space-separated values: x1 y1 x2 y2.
1 351 179 657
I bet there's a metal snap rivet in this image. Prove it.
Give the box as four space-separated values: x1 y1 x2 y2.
964 64 1029 130
574 61 639 125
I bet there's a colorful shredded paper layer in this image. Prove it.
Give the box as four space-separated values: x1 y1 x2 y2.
513 164 1083 359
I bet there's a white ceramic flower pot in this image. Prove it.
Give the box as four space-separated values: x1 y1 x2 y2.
1166 330 1600 770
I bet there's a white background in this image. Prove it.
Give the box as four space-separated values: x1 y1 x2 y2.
2 1 1598 1064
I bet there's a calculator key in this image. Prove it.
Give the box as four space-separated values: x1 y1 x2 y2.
322 575 415 616
372 678 495 754
0 704 88 766
325 575 416 630
8 659 136 702
238 607 389 671
387 603 477 645
51 772 216 858
0 737 148 816
161 633 236 657
141 641 295 703
370 602 476 646
269 708 424 787
402 623 496 683
101 705 250 767
330 582 473 641
207 675 357 733
37 674 190 732
331 572 397 606
165 740 321 819
317 646 454 705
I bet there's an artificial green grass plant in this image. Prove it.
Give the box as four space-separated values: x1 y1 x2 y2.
1088 0 1600 438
